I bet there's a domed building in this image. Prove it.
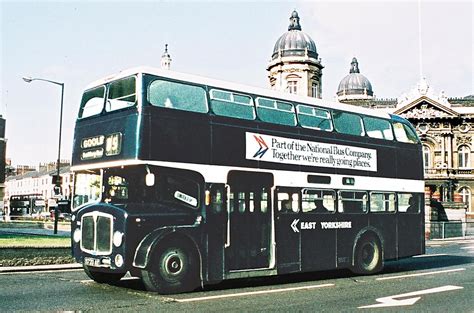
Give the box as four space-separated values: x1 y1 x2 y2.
267 10 324 98
337 57 374 101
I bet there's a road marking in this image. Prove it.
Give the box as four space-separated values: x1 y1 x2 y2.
80 276 138 284
359 285 464 309
173 283 334 303
413 253 447 258
377 268 465 281
0 269 82 275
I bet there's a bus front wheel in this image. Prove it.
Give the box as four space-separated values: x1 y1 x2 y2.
141 244 198 294
352 235 383 275
83 265 125 284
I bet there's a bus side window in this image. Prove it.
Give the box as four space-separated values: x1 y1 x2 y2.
393 122 419 144
210 184 226 214
398 193 420 213
302 189 335 213
277 192 299 213
338 191 367 213
148 80 208 113
363 116 394 140
256 97 297 126
370 192 396 212
333 111 365 136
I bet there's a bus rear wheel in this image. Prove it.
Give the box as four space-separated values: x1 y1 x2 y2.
352 235 382 275
83 265 125 284
141 244 198 294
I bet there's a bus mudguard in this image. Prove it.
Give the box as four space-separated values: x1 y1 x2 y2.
133 225 202 272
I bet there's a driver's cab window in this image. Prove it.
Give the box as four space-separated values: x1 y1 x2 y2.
159 175 199 208
104 175 129 203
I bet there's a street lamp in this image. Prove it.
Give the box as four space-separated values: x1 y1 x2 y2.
22 76 64 235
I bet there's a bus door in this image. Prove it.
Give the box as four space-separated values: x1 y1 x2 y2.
226 171 273 271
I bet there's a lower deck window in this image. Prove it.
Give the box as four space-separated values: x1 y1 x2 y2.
338 191 367 213
398 193 421 213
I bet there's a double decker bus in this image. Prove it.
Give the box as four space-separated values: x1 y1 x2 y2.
8 194 45 218
71 67 424 294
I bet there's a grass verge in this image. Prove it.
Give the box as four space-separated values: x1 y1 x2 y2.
0 234 74 267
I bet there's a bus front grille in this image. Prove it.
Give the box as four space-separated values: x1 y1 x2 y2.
81 213 113 255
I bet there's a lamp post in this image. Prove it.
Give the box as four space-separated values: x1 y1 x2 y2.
22 76 64 234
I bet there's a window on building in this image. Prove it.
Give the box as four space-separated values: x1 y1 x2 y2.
311 83 319 98
459 187 471 212
458 145 471 168
423 145 432 170
287 81 298 94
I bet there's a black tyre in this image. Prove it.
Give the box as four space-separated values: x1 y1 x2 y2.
141 244 198 294
83 265 126 284
352 235 383 275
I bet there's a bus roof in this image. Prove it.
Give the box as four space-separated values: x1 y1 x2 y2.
85 66 392 120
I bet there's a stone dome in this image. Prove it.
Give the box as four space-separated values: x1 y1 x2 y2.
337 58 373 99
271 10 318 60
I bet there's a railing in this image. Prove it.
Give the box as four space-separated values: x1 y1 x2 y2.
427 221 474 239
425 168 473 176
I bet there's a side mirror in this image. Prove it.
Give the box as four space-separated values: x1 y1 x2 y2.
145 173 155 186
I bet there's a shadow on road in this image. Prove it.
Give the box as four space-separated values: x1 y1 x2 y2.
101 254 474 294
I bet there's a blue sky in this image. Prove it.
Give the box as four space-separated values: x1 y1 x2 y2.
1 0 472 166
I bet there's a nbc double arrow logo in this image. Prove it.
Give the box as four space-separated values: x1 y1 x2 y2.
253 135 269 158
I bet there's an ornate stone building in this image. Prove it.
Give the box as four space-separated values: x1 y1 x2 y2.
267 10 324 98
337 72 474 218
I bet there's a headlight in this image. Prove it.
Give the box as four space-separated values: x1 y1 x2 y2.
113 231 124 247
115 254 124 267
73 228 81 243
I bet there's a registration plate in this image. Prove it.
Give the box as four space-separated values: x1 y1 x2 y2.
84 257 101 267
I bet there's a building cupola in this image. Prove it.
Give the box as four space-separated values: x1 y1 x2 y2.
337 57 374 101
267 10 324 98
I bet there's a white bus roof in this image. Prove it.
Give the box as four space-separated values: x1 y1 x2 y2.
85 66 393 119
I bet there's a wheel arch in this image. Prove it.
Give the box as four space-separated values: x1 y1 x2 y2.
133 228 203 285
351 226 384 267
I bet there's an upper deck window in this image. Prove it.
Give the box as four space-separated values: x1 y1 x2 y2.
333 111 364 136
256 97 296 126
79 86 105 118
210 89 255 120
297 104 333 131
363 116 394 140
106 76 136 112
393 122 418 143
148 79 208 113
